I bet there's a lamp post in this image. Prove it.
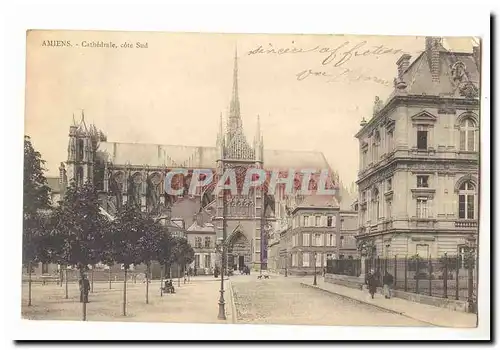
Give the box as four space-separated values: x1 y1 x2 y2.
217 186 227 320
313 252 317 286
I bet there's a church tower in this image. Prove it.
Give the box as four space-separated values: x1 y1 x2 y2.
215 49 267 270
66 111 94 187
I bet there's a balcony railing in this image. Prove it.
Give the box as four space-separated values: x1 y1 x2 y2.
455 220 478 228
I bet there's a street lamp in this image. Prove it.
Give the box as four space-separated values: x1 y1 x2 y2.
217 186 228 320
313 251 317 286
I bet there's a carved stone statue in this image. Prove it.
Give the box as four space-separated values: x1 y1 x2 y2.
146 173 161 214
108 172 123 211
127 173 142 209
373 96 384 116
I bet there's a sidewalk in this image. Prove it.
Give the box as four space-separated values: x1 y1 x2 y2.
298 277 477 328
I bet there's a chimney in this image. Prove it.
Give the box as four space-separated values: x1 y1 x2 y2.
425 37 442 82
473 45 480 68
360 117 367 127
396 54 411 80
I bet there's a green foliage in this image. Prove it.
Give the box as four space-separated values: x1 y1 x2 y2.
170 236 195 266
50 181 106 272
23 136 51 215
23 136 52 266
438 255 459 272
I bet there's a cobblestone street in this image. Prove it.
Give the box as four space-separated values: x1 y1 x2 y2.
230 275 429 326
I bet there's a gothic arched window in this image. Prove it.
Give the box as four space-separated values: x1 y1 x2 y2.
458 181 476 219
459 118 477 152
77 139 84 161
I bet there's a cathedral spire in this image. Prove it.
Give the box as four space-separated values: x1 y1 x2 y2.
228 47 241 133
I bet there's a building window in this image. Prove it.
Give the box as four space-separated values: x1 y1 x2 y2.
303 215 309 227
315 216 321 226
372 130 381 161
458 246 466 269
204 236 211 248
194 254 200 268
416 244 429 259
204 254 211 268
387 178 392 191
303 233 310 247
416 198 428 218
41 263 48 274
292 253 297 267
458 181 476 219
417 175 429 188
417 130 428 150
386 200 392 219
195 237 202 249
327 216 333 227
314 233 322 247
302 253 310 267
362 149 368 168
460 118 477 151
328 234 335 246
316 253 322 267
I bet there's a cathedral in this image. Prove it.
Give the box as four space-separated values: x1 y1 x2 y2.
53 51 343 270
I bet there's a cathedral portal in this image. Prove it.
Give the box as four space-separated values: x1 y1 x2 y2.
227 230 251 271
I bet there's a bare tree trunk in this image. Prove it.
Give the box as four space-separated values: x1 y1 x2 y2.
91 265 94 293
123 268 127 316
80 268 87 321
177 265 181 287
109 267 112 289
28 262 32 306
145 263 150 304
59 266 63 287
65 266 69 299
160 264 164 297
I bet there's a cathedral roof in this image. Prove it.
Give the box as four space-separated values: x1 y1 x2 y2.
186 222 215 233
98 142 331 171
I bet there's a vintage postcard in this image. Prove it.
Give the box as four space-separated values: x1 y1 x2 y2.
23 30 480 331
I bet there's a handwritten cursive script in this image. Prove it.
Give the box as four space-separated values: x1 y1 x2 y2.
248 41 404 67
296 67 391 87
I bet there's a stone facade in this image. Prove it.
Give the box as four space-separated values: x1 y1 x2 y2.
276 196 341 276
48 51 343 272
355 37 480 259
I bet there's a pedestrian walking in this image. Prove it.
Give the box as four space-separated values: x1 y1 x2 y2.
383 270 394 299
79 274 90 303
366 269 377 299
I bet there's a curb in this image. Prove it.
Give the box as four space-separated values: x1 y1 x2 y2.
227 279 238 324
300 283 440 327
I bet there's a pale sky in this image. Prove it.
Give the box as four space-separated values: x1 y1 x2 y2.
25 31 477 184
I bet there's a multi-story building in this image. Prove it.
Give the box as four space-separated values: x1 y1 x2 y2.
186 212 217 275
279 195 341 275
355 37 480 259
339 203 359 258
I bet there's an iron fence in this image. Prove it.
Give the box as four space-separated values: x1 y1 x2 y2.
365 256 477 306
326 255 478 309
326 259 361 277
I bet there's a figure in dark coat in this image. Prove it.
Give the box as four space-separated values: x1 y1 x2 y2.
79 275 91 303
366 269 378 299
383 271 394 299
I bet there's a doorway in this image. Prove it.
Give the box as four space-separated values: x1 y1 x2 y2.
238 256 245 271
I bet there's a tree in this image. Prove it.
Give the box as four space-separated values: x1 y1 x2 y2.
23 136 51 306
51 181 106 320
112 207 144 316
23 136 51 215
156 231 174 297
170 237 195 286
136 216 164 304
